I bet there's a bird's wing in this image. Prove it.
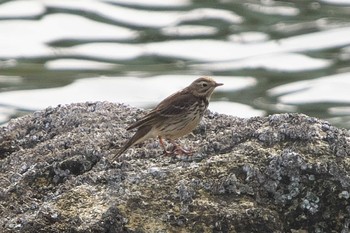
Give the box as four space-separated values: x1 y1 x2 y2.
156 91 196 117
127 91 196 131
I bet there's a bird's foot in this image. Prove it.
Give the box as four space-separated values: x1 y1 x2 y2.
162 144 193 156
173 145 193 155
159 137 194 156
163 148 174 156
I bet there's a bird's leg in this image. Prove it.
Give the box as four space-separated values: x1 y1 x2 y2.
170 140 193 155
158 136 173 155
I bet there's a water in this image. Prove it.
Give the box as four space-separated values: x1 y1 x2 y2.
0 0 350 129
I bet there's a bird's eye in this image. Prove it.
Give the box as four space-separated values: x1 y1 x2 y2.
202 82 208 87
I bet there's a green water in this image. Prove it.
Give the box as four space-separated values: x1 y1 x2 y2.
0 0 350 129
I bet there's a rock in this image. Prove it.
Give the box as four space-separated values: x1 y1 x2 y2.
0 101 349 232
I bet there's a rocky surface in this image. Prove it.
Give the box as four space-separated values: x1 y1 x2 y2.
0 101 350 233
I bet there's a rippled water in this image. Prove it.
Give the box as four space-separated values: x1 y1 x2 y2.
1 0 350 129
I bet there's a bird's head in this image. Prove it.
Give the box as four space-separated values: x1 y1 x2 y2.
188 77 223 99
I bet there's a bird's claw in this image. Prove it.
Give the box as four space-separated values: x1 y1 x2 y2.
163 145 193 156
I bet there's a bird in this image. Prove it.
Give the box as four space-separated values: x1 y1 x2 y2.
112 77 223 160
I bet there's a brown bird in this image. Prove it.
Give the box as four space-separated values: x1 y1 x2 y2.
113 77 223 160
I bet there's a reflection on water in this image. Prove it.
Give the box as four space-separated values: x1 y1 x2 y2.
0 0 350 129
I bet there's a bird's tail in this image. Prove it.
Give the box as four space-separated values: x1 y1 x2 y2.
112 125 152 161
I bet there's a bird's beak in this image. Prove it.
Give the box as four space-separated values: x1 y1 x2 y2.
214 82 223 87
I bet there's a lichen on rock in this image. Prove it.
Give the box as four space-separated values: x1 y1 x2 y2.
0 101 350 232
